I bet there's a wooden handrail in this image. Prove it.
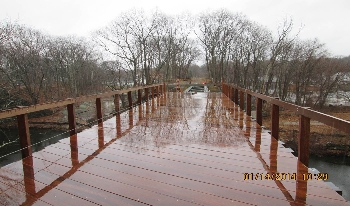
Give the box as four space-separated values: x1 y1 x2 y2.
0 84 163 119
0 83 165 160
222 83 350 166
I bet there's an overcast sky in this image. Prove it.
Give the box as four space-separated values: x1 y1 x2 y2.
1 0 349 56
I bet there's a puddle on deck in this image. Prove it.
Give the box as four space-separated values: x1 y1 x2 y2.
0 92 349 205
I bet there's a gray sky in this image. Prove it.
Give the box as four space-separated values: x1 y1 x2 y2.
1 0 350 56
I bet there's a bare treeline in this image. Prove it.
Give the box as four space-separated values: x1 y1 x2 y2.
0 21 107 110
196 10 350 108
1 9 349 110
93 9 200 86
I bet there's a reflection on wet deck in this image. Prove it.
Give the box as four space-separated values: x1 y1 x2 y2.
1 92 349 205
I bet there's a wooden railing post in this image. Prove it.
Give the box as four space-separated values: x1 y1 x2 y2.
247 94 252 116
231 87 234 102
129 106 134 127
138 89 142 105
145 88 149 102
271 98 279 140
240 90 244 110
227 85 229 97
152 87 155 99
230 87 234 102
224 84 227 96
234 88 239 105
163 83 166 93
96 98 103 124
67 103 76 136
17 113 32 158
128 91 132 108
114 94 120 114
256 98 262 126
225 84 230 98
114 94 122 137
298 114 310 166
227 85 230 98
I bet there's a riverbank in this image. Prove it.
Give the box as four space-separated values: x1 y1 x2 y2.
263 106 350 159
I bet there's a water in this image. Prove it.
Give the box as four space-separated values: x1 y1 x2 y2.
0 128 69 167
309 155 350 202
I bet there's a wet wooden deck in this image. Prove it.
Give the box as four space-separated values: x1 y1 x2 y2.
1 92 349 205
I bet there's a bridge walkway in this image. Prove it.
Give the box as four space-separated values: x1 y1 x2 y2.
0 92 349 205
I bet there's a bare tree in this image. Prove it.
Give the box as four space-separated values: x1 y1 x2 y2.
196 9 242 83
0 22 104 109
262 18 297 95
47 36 103 98
314 57 348 108
93 9 200 85
0 21 16 110
1 25 49 105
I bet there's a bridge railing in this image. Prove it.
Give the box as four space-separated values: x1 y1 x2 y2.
0 83 166 159
222 83 350 166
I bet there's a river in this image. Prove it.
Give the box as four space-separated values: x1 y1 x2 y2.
309 155 350 202
0 128 68 167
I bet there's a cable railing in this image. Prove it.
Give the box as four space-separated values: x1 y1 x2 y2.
222 82 350 167
0 83 166 160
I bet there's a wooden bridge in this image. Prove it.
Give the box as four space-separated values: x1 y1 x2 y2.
0 83 349 205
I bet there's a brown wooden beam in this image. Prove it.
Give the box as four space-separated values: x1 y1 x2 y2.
67 103 76 136
17 114 32 158
256 98 262 126
145 88 149 102
127 91 132 108
137 89 142 105
234 89 239 105
114 94 121 137
114 94 120 114
247 94 252 116
230 87 234 102
240 90 244 110
0 83 163 119
271 98 280 140
227 85 229 98
298 115 310 166
96 98 103 124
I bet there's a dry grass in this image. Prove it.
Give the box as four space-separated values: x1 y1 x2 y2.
262 108 350 157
